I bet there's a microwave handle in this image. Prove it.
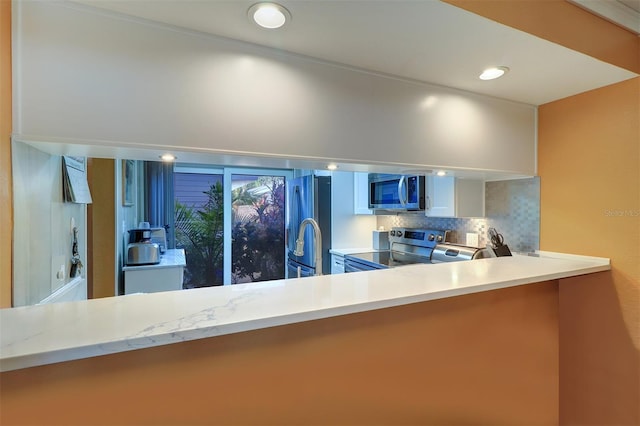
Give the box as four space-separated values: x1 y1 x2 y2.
398 176 406 206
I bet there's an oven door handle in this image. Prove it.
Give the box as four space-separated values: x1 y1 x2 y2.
344 259 376 273
345 264 370 273
398 176 406 206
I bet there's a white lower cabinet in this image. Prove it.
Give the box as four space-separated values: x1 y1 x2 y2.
331 254 345 274
425 177 484 218
123 249 186 294
124 266 184 294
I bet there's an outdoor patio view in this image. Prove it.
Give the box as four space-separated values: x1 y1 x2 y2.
174 172 285 287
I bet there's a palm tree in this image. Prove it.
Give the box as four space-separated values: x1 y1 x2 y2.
231 177 285 283
174 182 224 287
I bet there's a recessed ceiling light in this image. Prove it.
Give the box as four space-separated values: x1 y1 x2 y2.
160 154 177 162
248 3 291 29
327 163 338 171
479 66 510 81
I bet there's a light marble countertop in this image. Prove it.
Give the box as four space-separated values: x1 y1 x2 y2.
0 251 609 372
122 248 186 271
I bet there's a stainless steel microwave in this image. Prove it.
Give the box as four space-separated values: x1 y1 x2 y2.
368 174 426 211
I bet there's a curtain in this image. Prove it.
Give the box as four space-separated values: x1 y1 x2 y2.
144 162 175 249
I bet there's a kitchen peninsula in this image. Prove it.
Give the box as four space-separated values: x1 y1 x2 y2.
0 252 611 424
1 252 608 372
2 0 637 422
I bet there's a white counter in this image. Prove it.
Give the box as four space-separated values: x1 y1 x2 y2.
0 251 609 372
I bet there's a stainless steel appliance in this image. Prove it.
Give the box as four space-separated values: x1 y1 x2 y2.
368 173 425 211
126 242 160 265
430 243 495 263
149 228 168 254
344 227 448 272
128 227 167 253
126 228 161 265
286 175 332 277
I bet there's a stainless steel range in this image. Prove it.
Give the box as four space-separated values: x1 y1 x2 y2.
344 227 450 272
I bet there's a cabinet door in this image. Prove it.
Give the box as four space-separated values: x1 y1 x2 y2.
353 172 373 215
425 176 455 217
124 267 184 294
455 179 485 217
425 177 485 218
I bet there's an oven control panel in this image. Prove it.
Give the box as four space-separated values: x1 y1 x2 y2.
389 227 449 248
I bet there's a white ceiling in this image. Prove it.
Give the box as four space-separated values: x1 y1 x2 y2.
620 0 640 12
570 0 640 33
71 0 637 106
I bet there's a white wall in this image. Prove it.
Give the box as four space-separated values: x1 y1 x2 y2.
12 141 87 306
331 172 376 249
13 1 536 176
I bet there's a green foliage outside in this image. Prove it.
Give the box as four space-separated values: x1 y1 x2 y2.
231 177 285 283
174 177 285 287
175 182 224 287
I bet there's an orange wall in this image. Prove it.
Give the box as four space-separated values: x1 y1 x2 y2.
87 158 116 299
539 78 639 425
444 0 640 74
0 282 559 425
1 1 638 424
445 2 640 424
0 0 12 308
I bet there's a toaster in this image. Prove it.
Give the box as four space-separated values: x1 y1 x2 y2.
126 242 161 265
128 227 167 254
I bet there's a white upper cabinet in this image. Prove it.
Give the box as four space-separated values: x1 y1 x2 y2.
331 171 376 248
454 179 485 218
14 1 537 176
425 176 456 217
425 177 484 218
353 172 373 215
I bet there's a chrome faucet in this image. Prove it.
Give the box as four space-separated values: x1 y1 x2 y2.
293 218 323 276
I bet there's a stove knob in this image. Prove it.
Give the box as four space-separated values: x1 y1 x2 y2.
390 230 396 236
428 234 435 241
396 231 403 237
436 235 443 242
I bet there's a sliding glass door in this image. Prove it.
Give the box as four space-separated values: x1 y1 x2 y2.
173 165 291 287
230 174 286 284
174 167 224 288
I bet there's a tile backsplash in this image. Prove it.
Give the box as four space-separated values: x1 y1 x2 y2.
485 177 540 253
377 215 489 246
377 177 540 253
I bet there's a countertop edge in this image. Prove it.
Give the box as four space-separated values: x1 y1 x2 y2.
0 253 611 372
